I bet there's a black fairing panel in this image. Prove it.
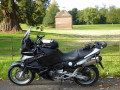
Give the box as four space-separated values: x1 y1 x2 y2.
37 48 61 66
21 37 35 55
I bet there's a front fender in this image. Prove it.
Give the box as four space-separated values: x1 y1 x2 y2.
11 61 24 67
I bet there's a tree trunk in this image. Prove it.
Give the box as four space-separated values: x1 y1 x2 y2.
0 0 22 32
0 14 22 32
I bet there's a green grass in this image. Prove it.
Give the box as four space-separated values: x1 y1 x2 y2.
42 24 120 39
0 24 120 80
73 24 120 30
43 24 120 30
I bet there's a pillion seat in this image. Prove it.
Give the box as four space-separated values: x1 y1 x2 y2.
58 48 93 61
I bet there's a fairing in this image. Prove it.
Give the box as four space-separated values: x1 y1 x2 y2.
24 26 32 38
21 26 35 55
37 48 61 66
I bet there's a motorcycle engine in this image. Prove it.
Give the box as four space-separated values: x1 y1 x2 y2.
49 69 72 80
49 69 66 79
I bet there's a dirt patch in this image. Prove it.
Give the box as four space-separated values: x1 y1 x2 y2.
0 30 26 34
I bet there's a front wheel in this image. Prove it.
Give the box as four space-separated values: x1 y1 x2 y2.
74 65 99 86
8 65 35 85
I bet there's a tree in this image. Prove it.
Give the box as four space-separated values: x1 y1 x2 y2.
68 8 79 25
0 3 3 22
0 0 50 32
106 6 118 24
117 8 120 24
99 8 108 24
43 0 59 27
83 8 100 24
0 0 22 31
24 0 48 26
97 4 107 24
76 10 84 24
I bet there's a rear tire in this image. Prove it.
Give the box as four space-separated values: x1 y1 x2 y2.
8 65 35 85
74 65 99 86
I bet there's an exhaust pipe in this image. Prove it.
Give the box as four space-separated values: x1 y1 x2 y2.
82 56 102 67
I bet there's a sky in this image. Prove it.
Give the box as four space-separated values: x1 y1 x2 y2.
50 0 120 11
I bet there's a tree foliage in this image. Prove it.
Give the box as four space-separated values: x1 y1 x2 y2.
43 0 59 27
83 8 100 24
76 10 84 24
98 8 108 24
0 0 50 31
17 0 50 26
0 0 120 30
69 5 120 25
0 4 3 22
106 6 118 24
0 0 22 31
76 8 100 24
68 8 79 25
117 8 120 24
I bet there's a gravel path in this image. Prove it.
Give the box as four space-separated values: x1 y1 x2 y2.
0 78 120 90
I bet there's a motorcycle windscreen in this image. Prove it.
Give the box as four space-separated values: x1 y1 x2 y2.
37 48 61 66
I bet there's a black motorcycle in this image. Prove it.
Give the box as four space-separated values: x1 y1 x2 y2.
8 26 107 86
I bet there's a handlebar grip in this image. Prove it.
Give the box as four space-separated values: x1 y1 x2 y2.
94 42 107 49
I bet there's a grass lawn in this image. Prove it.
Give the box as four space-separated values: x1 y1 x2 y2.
73 24 120 30
0 24 120 80
44 24 120 30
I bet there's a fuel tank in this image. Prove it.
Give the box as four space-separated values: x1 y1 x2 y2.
41 39 58 49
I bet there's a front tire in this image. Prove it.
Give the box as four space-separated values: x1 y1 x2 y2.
74 65 99 86
8 65 35 85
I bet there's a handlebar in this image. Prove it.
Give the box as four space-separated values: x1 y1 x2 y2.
36 35 45 44
37 35 45 39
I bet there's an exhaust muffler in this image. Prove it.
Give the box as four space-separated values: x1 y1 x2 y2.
82 56 102 67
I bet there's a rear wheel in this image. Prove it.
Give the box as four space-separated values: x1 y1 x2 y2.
8 65 35 85
74 65 99 86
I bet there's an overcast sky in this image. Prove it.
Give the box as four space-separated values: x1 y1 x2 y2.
50 0 120 11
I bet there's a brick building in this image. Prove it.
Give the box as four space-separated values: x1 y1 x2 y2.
55 10 72 29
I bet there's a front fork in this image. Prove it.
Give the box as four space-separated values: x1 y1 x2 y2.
19 67 27 78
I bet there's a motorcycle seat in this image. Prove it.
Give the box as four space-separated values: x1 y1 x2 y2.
58 48 93 61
